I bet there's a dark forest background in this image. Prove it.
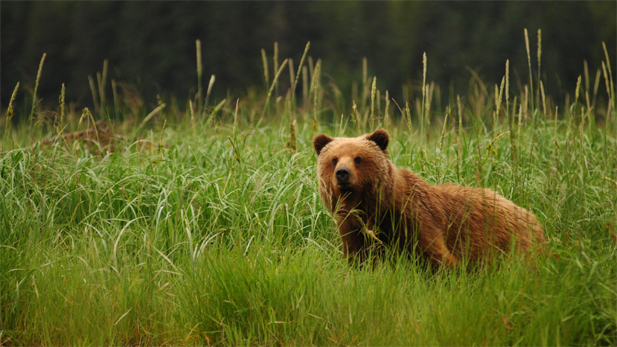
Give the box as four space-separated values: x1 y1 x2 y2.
2 1 615 119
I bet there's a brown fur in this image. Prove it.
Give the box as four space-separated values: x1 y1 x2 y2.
313 129 545 267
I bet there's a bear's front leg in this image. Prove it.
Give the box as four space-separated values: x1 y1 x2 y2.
337 214 367 265
416 226 458 268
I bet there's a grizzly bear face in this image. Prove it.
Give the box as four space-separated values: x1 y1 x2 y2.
313 130 391 207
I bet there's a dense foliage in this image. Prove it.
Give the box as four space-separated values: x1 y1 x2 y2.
2 2 615 119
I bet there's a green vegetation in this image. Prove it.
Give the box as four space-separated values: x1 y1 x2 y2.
1 37 616 345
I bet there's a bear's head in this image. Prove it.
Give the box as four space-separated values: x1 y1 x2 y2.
313 129 391 204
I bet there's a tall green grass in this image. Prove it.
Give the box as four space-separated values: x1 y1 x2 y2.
1 36 616 345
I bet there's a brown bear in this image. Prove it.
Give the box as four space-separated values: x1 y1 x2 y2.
313 129 544 267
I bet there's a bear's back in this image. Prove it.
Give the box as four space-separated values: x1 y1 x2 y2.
436 184 543 260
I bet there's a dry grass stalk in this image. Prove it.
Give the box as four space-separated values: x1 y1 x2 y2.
273 42 279 97
591 69 601 111
112 79 119 116
196 39 204 115
362 57 368 111
302 66 309 109
88 75 100 114
601 60 614 125
505 60 510 109
554 105 559 148
233 99 239 140
575 75 582 104
204 75 216 115
508 95 518 169
384 90 390 129
308 56 314 82
97 60 108 109
261 49 269 89
426 81 434 128
3 82 19 143
263 59 289 119
309 60 321 114
196 40 203 104
584 60 590 93
494 77 505 131
137 103 166 133
524 28 534 112
286 119 297 154
158 119 167 156
518 89 525 146
457 95 463 141
351 100 358 127
204 98 227 129
7 82 20 122
540 81 547 117
376 89 381 128
189 100 196 137
370 77 377 130
536 29 542 110
30 53 46 123
439 108 449 152
602 42 614 105
227 136 241 163
288 58 295 96
405 101 413 136
57 83 66 135
292 42 311 107
486 130 510 162
422 52 428 140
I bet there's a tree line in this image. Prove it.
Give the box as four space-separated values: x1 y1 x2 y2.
2 1 615 121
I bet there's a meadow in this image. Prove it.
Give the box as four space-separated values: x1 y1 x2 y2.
1 38 616 345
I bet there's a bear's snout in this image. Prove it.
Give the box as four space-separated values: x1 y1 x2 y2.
335 168 350 183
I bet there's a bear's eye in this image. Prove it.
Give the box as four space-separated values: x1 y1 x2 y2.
332 157 338 166
354 156 362 165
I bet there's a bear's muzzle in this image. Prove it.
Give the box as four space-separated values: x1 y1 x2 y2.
336 168 350 183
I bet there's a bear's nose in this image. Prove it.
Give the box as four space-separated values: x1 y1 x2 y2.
336 168 350 183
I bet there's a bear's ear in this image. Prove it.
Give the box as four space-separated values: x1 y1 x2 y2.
367 129 389 151
313 134 333 155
